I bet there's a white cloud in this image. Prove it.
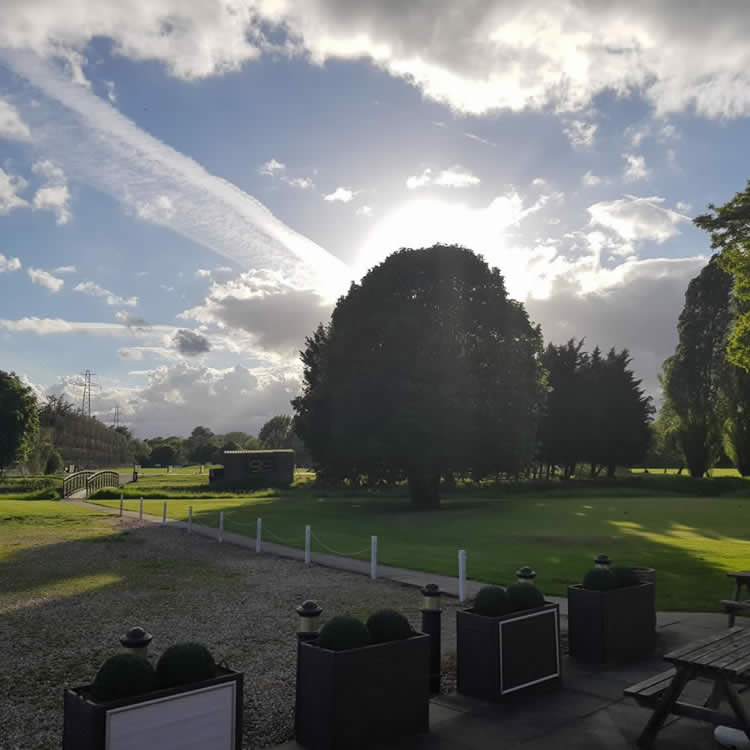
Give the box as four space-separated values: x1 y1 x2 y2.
2 51 348 301
0 168 29 214
356 205 373 217
195 268 212 279
135 194 176 222
259 158 285 176
54 265 77 273
563 120 597 148
4 4 750 118
27 267 64 292
406 167 480 189
464 132 496 147
532 178 546 186
181 269 332 355
31 159 71 224
324 187 355 202
676 201 692 213
623 153 650 182
0 98 32 141
115 311 150 329
173 328 211 356
588 196 687 243
104 80 117 103
74 280 138 307
582 171 603 187
0 316 174 337
0 253 22 272
283 176 314 189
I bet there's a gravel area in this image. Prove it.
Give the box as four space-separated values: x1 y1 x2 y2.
0 517 460 749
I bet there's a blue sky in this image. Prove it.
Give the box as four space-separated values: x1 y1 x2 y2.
1 2 749 437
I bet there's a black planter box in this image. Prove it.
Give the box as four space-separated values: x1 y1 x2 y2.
295 633 430 750
568 582 656 664
456 603 561 701
63 666 243 750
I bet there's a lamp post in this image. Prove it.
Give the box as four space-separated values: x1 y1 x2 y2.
296 600 323 642
120 626 153 658
421 584 442 694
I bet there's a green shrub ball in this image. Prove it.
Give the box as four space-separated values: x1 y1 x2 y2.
473 586 513 616
583 567 618 591
507 583 546 611
156 642 216 689
366 609 414 644
318 615 371 651
92 653 157 702
611 566 641 588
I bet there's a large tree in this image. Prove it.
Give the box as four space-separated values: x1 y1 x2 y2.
293 244 545 508
259 415 294 449
662 257 732 477
695 181 750 370
0 371 39 475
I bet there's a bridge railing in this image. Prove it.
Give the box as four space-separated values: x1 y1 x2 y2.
85 471 121 497
62 471 95 497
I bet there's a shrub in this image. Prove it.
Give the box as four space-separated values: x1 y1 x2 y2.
318 615 370 651
611 566 641 588
507 583 545 611
582 567 618 591
92 653 156 702
473 585 513 616
45 449 64 475
366 609 413 643
156 643 216 689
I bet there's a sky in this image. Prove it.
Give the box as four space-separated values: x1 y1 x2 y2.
1 1 749 438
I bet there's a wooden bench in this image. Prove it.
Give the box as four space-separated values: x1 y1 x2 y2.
721 599 750 627
624 669 677 708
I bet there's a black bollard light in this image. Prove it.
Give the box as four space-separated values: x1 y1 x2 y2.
594 554 612 569
296 600 323 642
120 626 153 658
515 566 537 584
420 584 442 694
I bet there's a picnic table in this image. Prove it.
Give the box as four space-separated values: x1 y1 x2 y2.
722 571 750 626
626 626 750 748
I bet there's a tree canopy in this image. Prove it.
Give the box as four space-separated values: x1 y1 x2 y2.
293 244 545 507
695 181 750 370
0 371 39 475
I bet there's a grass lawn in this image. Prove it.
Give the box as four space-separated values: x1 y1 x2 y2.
92 489 750 612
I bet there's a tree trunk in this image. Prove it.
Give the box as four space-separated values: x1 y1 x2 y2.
607 463 616 478
408 467 441 509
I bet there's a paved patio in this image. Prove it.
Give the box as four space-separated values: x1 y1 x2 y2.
275 611 743 749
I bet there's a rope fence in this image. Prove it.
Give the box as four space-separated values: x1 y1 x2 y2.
114 500 467 593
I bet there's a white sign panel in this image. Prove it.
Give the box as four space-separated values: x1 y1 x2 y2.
106 682 235 750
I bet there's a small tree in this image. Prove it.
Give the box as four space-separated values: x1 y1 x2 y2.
0 371 39 476
259 415 294 449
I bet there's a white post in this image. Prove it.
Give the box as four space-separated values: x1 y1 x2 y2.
256 518 262 553
370 536 378 580
219 511 224 543
458 549 467 602
119 493 123 517
305 525 311 565
188 506 193 535
161 501 167 526
139 497 143 521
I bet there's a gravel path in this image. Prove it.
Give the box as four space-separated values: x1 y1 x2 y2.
1 517 459 749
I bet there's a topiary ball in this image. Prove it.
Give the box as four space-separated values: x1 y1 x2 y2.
366 609 414 644
318 615 370 651
583 567 618 591
473 586 513 617
156 643 216 689
92 653 157 702
507 583 546 611
611 566 641 588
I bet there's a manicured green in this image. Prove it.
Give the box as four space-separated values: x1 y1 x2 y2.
318 615 370 651
91 488 750 611
507 582 546 610
473 586 512 616
93 654 156 702
366 609 413 643
156 643 216 688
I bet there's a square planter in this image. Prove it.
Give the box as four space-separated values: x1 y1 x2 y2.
63 666 243 750
456 602 561 701
568 582 656 664
295 633 430 750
